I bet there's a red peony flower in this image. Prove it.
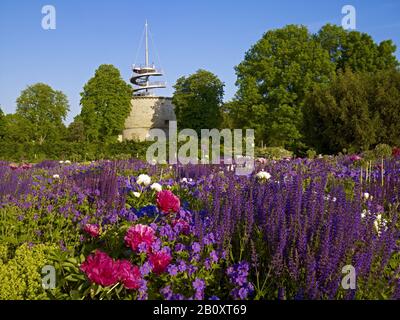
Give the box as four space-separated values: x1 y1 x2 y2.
156 190 180 214
80 250 119 287
116 260 142 290
83 224 100 237
148 250 172 274
124 224 156 252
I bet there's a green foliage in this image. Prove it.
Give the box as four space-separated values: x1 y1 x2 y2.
255 146 293 160
303 69 400 154
67 116 85 142
228 24 335 147
0 136 152 162
173 69 224 134
0 243 57 300
16 83 69 145
370 69 400 147
374 144 393 158
0 202 82 251
317 24 398 72
306 149 317 159
228 23 399 151
303 69 377 153
80 64 132 142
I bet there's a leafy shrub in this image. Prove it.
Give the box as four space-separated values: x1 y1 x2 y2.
0 243 57 300
374 143 393 158
255 147 293 160
306 149 317 159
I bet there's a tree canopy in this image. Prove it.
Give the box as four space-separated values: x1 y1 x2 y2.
303 68 400 154
317 24 398 72
172 69 224 134
228 24 335 146
15 83 69 144
226 23 399 150
80 64 132 142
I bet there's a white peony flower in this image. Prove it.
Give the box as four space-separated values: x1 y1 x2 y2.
132 192 141 198
59 161 64 164
52 174 60 179
150 183 162 192
64 160 71 164
137 174 151 186
256 171 271 180
363 192 370 200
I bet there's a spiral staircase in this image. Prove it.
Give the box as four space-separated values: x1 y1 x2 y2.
130 21 166 95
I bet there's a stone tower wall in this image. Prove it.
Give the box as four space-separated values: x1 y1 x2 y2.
122 96 176 141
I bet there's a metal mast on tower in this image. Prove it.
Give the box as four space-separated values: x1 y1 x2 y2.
131 21 166 95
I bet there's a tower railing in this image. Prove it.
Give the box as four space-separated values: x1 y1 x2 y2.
130 21 166 95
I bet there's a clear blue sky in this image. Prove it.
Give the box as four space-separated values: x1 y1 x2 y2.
1 0 399 124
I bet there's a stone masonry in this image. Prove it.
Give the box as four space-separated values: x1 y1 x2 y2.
122 96 176 141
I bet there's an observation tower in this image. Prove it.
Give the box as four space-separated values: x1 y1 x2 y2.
122 21 176 141
130 21 166 95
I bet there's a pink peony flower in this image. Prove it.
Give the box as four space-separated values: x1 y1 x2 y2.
124 224 156 252
116 260 142 290
149 250 172 274
156 190 180 214
83 224 100 237
80 250 119 287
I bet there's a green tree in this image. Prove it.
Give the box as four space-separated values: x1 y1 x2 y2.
67 115 86 142
16 83 69 145
80 64 132 142
370 69 400 147
2 113 32 143
229 24 335 146
317 24 398 72
303 69 380 154
172 69 224 133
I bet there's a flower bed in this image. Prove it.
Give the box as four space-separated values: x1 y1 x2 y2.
0 156 400 299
